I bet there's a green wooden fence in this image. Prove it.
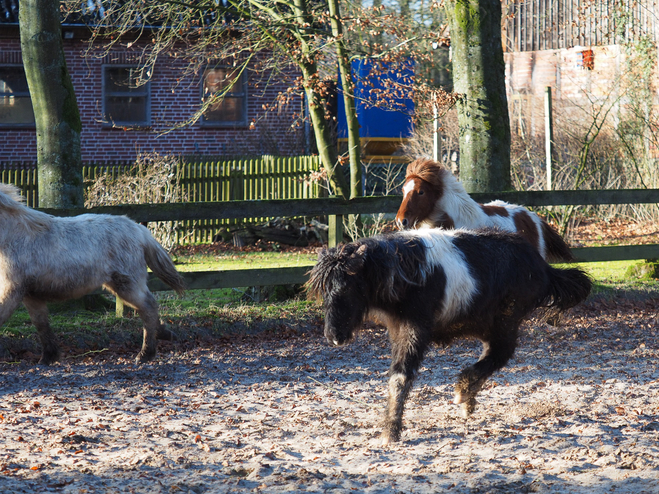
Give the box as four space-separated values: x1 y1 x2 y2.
5 165 659 302
1 156 321 242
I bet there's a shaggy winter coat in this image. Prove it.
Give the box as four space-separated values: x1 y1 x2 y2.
307 228 591 443
0 183 185 365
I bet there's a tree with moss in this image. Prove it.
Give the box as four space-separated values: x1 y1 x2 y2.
20 0 83 207
444 0 511 193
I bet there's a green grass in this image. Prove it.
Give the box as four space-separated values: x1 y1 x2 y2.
560 260 659 297
2 258 658 344
173 250 317 271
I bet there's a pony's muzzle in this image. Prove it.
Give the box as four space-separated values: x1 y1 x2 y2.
325 328 349 347
326 335 347 347
396 217 409 230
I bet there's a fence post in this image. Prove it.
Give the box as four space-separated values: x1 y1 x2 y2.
328 195 343 248
328 214 343 248
545 86 554 191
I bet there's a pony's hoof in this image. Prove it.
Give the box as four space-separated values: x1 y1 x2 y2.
135 351 156 364
157 326 177 341
38 351 60 366
380 433 398 446
460 398 477 418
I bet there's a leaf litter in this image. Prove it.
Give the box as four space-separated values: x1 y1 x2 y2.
1 292 659 493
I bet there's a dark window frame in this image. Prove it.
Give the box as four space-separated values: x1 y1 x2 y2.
0 64 35 128
200 66 248 128
102 65 151 127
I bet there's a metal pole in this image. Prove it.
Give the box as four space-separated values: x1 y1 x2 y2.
433 101 441 163
544 86 554 190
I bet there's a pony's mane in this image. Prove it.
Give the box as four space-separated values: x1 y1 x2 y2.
307 235 428 305
359 235 428 302
405 159 486 228
0 183 51 232
405 158 450 189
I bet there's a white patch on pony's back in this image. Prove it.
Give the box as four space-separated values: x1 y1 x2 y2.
481 200 517 231
399 229 478 322
432 170 486 228
402 179 416 198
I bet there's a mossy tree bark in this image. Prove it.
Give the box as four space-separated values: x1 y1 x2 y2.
293 0 350 200
445 0 511 193
19 0 83 207
328 0 362 200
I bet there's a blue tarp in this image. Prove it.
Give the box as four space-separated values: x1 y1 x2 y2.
337 59 415 139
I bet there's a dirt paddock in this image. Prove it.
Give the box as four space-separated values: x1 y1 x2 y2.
1 297 659 493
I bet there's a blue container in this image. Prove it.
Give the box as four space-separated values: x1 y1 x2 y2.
337 58 415 139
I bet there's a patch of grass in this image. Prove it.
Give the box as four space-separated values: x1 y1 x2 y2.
173 250 317 271
559 260 659 299
3 259 658 347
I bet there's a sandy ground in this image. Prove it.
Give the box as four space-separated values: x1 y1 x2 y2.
1 298 659 493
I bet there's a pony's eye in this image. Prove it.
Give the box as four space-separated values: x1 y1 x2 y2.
418 190 424 195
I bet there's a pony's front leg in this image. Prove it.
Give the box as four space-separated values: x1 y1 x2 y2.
23 297 60 365
382 328 427 445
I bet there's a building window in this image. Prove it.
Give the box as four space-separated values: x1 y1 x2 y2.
0 66 35 127
201 67 247 127
103 66 150 126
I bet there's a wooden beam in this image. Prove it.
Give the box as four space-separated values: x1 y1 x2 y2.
38 190 659 223
147 266 313 292
571 244 659 263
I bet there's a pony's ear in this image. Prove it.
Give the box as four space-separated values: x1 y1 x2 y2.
346 244 367 275
316 247 328 259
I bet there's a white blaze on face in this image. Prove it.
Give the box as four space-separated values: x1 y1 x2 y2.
402 179 416 199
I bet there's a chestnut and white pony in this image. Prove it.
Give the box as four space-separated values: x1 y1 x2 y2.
395 159 573 262
0 183 185 365
307 228 591 444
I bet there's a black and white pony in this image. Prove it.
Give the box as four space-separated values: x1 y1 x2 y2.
307 228 591 444
0 183 185 365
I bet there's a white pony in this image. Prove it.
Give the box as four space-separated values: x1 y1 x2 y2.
0 183 185 365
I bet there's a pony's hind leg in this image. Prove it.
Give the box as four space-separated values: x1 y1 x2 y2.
454 326 518 418
109 276 166 364
22 297 60 365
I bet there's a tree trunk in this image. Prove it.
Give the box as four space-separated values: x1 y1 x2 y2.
445 0 511 193
328 0 362 199
19 0 83 207
292 0 350 200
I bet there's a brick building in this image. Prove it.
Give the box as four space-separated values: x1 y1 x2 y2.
0 8 307 164
501 0 659 137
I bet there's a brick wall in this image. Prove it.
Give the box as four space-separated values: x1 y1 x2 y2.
0 38 307 163
505 44 659 136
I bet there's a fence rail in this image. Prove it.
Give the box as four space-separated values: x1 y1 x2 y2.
109 188 659 309
40 188 659 264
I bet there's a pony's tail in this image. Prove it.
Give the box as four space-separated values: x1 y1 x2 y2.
142 232 186 296
541 221 574 262
543 266 592 312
